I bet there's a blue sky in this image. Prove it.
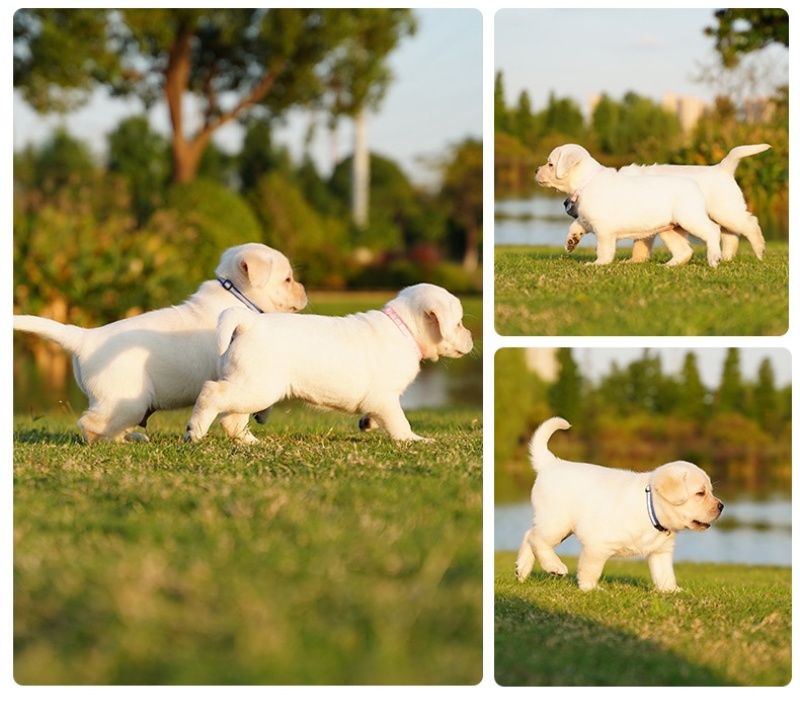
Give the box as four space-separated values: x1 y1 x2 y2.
494 8 788 117
11 8 483 188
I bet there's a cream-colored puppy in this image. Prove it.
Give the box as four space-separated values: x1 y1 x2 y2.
184 283 473 444
515 417 723 592
13 243 307 442
536 144 722 267
619 144 770 261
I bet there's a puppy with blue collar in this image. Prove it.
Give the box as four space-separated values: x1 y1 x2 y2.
515 417 723 592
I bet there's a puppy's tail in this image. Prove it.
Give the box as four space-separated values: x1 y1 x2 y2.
718 144 771 174
529 417 571 472
215 306 257 355
13 315 85 355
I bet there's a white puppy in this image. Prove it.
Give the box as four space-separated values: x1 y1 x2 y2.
13 243 307 442
515 417 723 592
183 283 473 444
619 144 770 261
536 144 722 267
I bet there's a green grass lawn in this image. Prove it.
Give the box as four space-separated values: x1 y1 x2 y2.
13 406 483 685
494 243 788 336
495 552 791 686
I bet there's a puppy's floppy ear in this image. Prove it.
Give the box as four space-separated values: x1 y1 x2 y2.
554 145 585 179
653 465 689 506
238 249 274 289
425 295 463 346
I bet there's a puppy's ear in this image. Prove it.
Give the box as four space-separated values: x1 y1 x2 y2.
555 145 586 179
238 250 274 289
425 298 463 347
653 466 689 506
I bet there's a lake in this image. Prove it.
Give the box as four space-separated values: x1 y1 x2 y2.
495 497 791 567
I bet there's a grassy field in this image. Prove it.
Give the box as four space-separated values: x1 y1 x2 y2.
13 399 482 684
494 243 789 336
495 552 791 686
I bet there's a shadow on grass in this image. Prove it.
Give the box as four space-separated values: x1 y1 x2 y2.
495 576 737 687
13 427 82 445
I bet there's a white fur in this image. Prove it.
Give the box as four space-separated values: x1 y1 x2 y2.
536 144 723 267
13 243 307 442
184 283 473 444
515 417 724 592
618 144 770 261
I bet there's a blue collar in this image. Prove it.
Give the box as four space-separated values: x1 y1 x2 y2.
217 277 264 314
645 485 670 533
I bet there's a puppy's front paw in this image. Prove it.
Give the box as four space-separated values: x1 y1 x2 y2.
565 234 582 253
184 424 203 443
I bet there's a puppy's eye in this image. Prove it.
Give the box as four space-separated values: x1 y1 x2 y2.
696 490 706 497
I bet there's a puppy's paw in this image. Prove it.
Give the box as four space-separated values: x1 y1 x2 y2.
565 235 582 253
124 431 150 442
184 425 203 443
234 432 260 446
253 407 272 425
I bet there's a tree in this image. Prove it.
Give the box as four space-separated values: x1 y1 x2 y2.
513 90 536 147
678 352 709 422
714 347 745 414
548 348 584 421
106 115 170 225
705 9 789 68
752 358 780 432
322 9 416 228
14 9 401 184
439 138 483 271
30 128 96 192
494 71 511 135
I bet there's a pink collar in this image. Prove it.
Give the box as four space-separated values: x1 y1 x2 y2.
381 306 424 361
568 168 603 203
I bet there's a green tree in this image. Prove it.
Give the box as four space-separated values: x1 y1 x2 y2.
541 93 584 137
752 358 780 432
705 8 789 68
513 90 536 147
494 71 511 135
106 115 170 225
547 348 584 421
439 138 483 271
14 9 398 184
30 128 96 193
238 119 290 191
678 351 710 422
714 347 745 414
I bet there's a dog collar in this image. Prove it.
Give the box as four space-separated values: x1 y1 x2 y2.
217 276 264 314
381 305 424 361
645 486 670 533
567 168 603 205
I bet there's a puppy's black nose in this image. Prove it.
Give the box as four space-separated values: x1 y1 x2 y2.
717 501 724 513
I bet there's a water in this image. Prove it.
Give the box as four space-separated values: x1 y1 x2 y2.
495 497 791 567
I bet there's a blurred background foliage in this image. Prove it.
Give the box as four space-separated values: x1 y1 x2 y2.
494 348 791 503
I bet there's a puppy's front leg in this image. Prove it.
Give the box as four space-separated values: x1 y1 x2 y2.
576 548 611 590
372 399 430 441
565 220 586 253
591 234 617 265
647 550 680 592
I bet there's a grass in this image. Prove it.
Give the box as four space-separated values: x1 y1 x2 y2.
495 552 791 686
494 243 789 336
13 406 483 685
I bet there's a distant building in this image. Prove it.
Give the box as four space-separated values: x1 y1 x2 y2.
524 348 558 382
662 92 707 133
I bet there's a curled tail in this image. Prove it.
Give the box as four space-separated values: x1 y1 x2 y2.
718 144 771 175
215 307 257 355
13 315 85 355
529 417 571 472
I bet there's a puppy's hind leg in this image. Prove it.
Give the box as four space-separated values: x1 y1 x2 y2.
184 379 230 442
219 412 259 445
527 526 569 577
515 529 537 581
370 398 429 441
576 548 611 590
628 236 655 263
659 228 694 267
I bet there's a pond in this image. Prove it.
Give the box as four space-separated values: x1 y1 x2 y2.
495 497 791 567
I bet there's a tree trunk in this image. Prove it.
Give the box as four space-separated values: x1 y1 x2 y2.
352 109 370 228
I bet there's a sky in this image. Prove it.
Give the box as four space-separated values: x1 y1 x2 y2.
11 8 483 189
494 8 789 119
570 347 792 389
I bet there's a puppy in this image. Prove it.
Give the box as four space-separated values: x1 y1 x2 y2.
515 417 723 592
13 243 307 442
536 144 722 267
618 144 770 261
183 283 473 444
